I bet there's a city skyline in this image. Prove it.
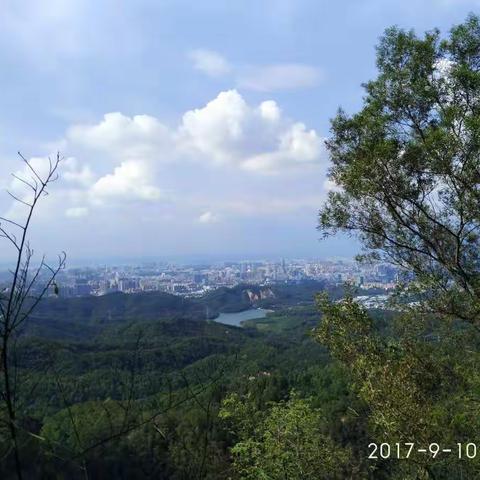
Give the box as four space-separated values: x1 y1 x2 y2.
0 257 396 299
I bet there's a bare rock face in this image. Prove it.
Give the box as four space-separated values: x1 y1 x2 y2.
244 288 275 303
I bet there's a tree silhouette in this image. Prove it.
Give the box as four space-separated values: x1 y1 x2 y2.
0 152 66 480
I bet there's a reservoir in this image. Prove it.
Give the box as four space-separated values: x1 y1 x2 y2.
214 308 268 327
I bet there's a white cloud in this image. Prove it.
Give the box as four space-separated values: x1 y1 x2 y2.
187 49 322 92
90 161 163 203
238 64 321 91
67 89 322 177
17 90 323 219
179 90 251 165
9 157 52 196
179 89 322 171
63 157 95 187
3 156 81 221
188 49 231 77
2 155 163 224
67 112 173 163
7 156 85 207
65 206 89 218
242 122 320 172
259 100 281 122
197 211 219 224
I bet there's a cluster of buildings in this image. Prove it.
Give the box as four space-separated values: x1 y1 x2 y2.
32 258 398 299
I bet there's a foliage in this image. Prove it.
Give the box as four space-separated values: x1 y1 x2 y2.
319 14 480 323
315 294 480 479
220 392 351 480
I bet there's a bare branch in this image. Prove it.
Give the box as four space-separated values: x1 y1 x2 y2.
10 174 37 193
0 151 64 479
6 191 31 208
0 217 24 231
0 226 20 251
17 152 44 186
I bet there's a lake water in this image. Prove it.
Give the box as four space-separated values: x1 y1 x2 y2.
213 308 268 327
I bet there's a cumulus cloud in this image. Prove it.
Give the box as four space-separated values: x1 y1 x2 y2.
179 90 253 164
63 157 95 187
67 89 322 175
242 122 320 172
2 153 165 220
188 49 231 77
7 156 87 206
259 100 281 122
2 155 84 221
67 112 173 163
90 161 164 203
17 90 323 219
179 90 322 171
238 64 321 92
9 157 52 196
197 211 219 224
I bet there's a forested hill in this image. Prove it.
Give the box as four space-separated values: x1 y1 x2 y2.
31 290 209 324
8 280 343 478
7 276 404 478
23 280 332 338
200 279 331 312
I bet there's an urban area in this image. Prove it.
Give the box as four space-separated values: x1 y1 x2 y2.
21 258 398 299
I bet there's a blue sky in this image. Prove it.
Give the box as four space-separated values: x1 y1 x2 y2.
0 0 478 263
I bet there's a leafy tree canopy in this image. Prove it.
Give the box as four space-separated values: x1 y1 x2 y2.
319 14 480 322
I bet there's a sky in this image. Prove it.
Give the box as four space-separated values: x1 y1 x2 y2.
0 0 478 264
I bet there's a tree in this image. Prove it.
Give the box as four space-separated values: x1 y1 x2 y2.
0 153 66 480
319 14 480 323
315 295 480 479
316 15 480 479
220 391 351 480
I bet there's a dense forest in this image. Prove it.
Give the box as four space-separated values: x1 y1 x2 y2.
3 277 475 479
2 282 362 479
3 14 480 479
